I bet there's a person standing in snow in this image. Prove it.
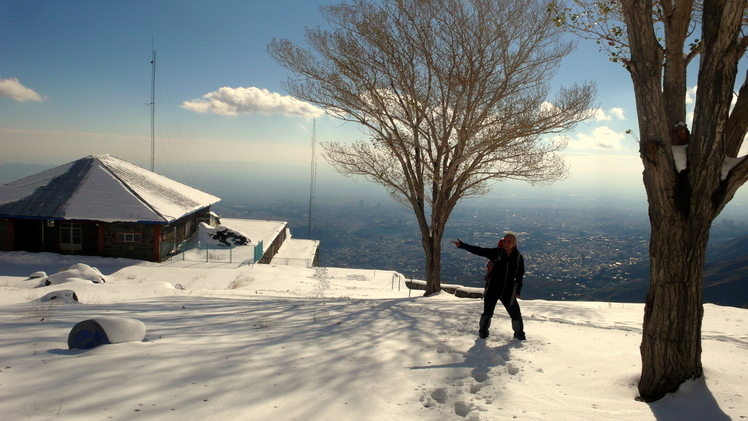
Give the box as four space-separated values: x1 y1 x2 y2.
452 233 526 340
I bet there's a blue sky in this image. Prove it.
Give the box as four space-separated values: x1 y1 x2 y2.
1 0 745 216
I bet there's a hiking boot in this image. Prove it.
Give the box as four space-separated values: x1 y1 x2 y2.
512 319 525 341
479 314 491 339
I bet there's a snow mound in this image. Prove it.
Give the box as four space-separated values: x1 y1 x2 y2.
38 289 79 304
36 263 106 287
27 271 47 280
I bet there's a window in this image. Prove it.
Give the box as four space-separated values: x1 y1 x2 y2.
117 232 142 243
60 222 82 251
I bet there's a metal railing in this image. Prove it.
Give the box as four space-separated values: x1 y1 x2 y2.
270 257 315 268
161 240 263 265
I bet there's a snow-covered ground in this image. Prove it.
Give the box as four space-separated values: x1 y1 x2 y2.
0 251 746 420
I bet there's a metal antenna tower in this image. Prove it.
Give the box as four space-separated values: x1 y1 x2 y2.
149 48 156 172
308 120 317 239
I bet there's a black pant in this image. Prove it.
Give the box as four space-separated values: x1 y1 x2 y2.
483 286 522 321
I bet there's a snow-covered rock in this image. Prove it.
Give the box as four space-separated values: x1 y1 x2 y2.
27 271 47 280
36 263 106 287
38 289 79 304
68 316 146 349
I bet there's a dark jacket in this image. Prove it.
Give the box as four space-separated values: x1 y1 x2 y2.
458 241 525 299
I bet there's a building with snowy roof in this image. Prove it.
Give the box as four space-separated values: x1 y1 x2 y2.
0 154 221 261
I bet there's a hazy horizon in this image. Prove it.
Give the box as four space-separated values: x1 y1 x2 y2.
3 157 748 223
0 158 648 205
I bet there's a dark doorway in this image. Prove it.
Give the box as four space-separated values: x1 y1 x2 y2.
13 219 44 252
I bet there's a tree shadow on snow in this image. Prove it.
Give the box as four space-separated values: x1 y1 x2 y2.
647 377 730 421
15 294 438 420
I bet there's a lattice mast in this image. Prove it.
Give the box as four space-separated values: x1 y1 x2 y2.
308 120 317 238
149 48 156 172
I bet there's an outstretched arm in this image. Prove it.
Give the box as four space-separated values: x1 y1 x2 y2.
454 240 499 260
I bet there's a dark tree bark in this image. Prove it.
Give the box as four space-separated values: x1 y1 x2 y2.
620 0 748 401
550 0 748 401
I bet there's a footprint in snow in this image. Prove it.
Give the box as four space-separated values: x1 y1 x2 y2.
506 362 520 375
470 382 484 394
471 367 490 383
431 387 448 404
454 400 473 417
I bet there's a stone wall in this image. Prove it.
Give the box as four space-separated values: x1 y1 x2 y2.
258 226 287 264
103 222 156 261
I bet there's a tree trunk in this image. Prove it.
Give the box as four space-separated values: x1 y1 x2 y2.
618 0 748 402
638 214 708 401
423 233 443 296
411 197 445 296
418 192 454 296
621 0 703 401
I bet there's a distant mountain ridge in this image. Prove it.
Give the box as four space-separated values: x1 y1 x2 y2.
703 233 748 308
583 232 748 308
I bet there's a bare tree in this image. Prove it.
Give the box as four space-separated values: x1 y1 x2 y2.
269 0 595 295
551 0 748 402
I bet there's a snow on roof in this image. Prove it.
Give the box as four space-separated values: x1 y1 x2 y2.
219 218 287 253
272 238 319 264
0 154 220 223
274 238 319 258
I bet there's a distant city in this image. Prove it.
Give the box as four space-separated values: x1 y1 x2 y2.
214 193 748 303
3 162 747 305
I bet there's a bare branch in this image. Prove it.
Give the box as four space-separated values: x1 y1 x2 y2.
269 0 595 293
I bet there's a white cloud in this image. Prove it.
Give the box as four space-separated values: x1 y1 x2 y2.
594 107 626 121
686 86 697 104
594 108 612 121
540 101 561 114
182 86 324 118
0 77 43 102
609 107 625 119
567 126 627 151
